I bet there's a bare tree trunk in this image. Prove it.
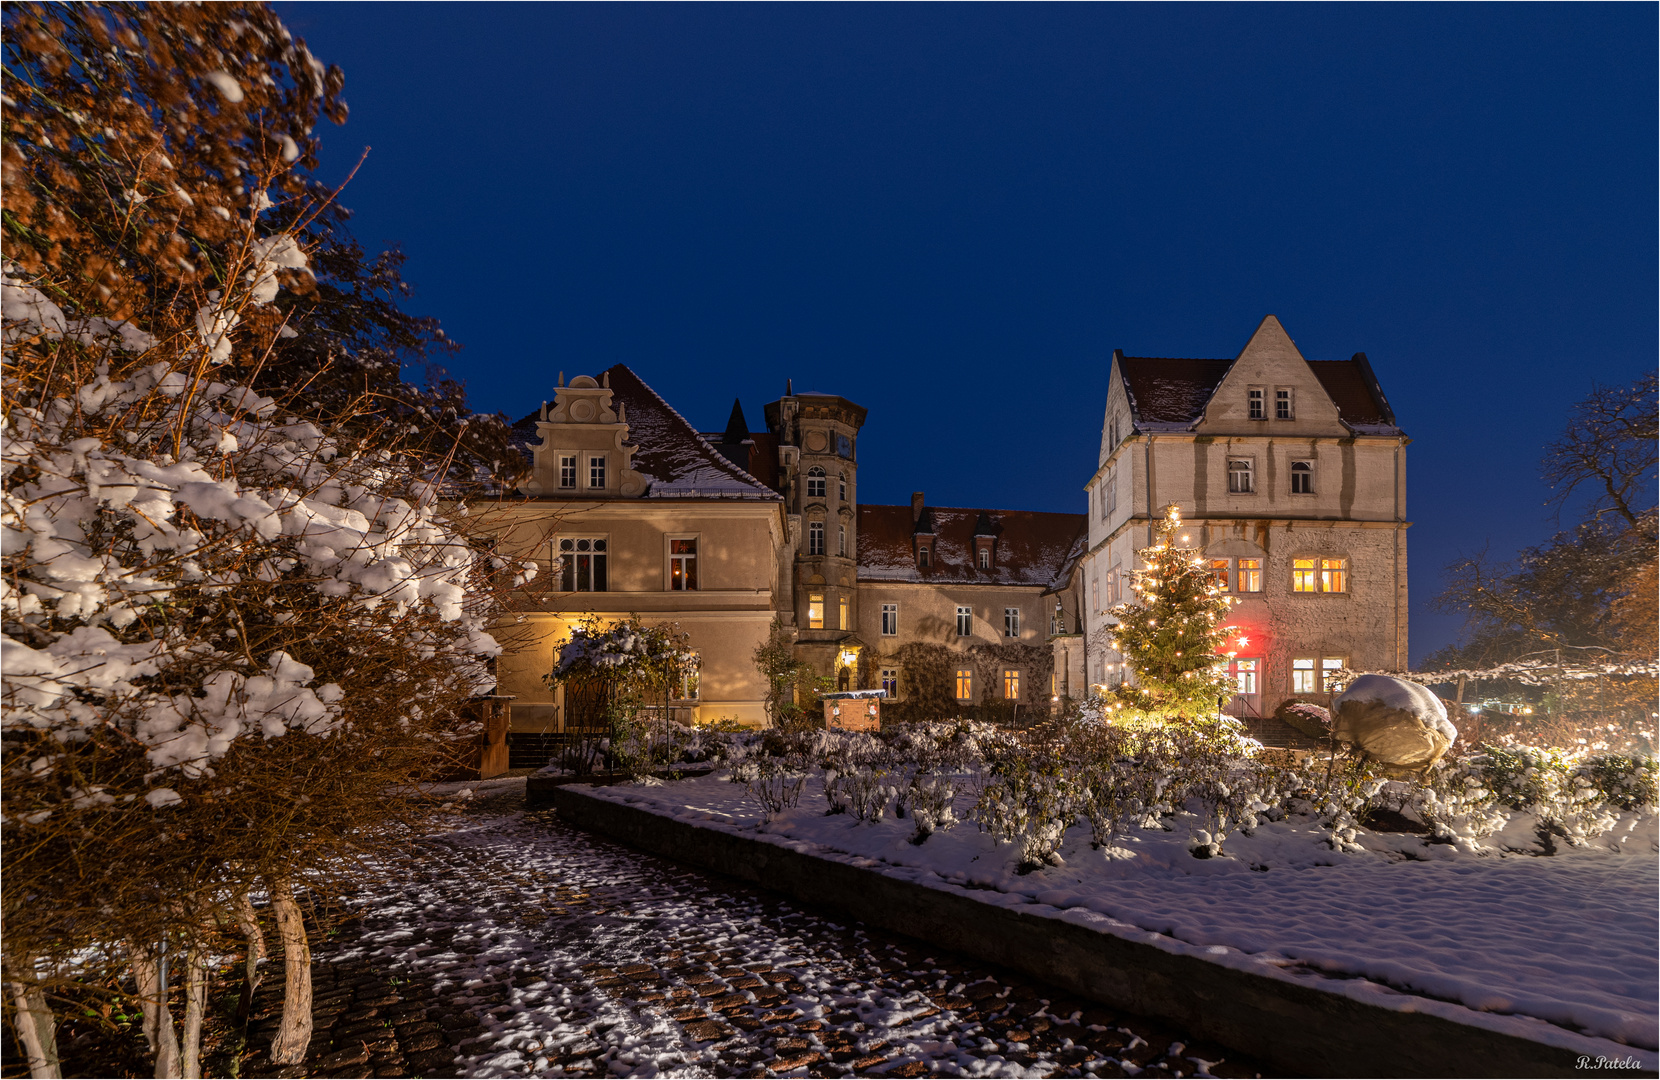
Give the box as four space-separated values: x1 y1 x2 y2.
234 891 265 1027
267 880 312 1066
180 945 208 1080
7 978 61 1079
130 944 181 1078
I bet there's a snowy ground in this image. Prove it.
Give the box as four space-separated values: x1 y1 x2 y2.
581 771 1659 1061
314 777 1270 1077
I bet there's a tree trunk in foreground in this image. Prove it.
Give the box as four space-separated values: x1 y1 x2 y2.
7 978 61 1079
130 944 181 1078
235 891 266 1027
180 944 208 1079
267 880 313 1066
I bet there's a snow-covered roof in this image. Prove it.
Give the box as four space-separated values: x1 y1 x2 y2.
512 365 781 501
857 504 1086 587
1116 353 1402 436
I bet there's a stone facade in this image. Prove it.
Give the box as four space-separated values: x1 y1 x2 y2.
1078 315 1409 718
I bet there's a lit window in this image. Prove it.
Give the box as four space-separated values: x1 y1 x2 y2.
670 538 697 591
956 606 972 637
1248 388 1265 420
588 455 606 489
881 668 898 697
1003 669 1020 700
881 603 898 636
838 473 847 502
1237 558 1262 592
978 547 990 569
1232 657 1258 695
917 544 930 568
955 668 974 702
1293 557 1317 592
1004 607 1020 637
808 593 824 629
1322 558 1348 593
1209 558 1231 590
839 523 847 557
808 521 824 555
1291 460 1313 494
1276 388 1293 420
1322 657 1347 692
806 467 826 499
558 455 577 489
1228 458 1254 494
1292 658 1317 694
678 659 700 701
839 596 849 630
556 537 607 592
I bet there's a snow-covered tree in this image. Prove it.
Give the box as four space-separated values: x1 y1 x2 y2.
1105 504 1236 721
2 6 526 1075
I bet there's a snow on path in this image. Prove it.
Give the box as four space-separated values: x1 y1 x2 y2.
590 772 1660 1055
327 783 1266 1077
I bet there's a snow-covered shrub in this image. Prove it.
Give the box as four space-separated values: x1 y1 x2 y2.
729 756 809 821
1315 757 1390 852
1 8 532 1071
970 724 1079 872
1581 753 1659 812
1413 756 1508 844
905 773 960 843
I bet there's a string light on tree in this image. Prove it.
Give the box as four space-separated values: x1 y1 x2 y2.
1102 503 1235 721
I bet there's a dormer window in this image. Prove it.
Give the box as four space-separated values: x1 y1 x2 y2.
917 543 931 568
1276 387 1294 420
978 548 990 569
1248 388 1266 420
806 467 826 499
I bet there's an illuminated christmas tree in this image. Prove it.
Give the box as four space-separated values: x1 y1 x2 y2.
1106 504 1237 719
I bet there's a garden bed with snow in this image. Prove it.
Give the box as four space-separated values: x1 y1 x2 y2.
559 767 1657 1072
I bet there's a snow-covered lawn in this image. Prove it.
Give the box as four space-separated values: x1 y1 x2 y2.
581 771 1659 1060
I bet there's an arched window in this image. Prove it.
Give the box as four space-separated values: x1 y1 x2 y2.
1290 460 1314 494
806 466 826 499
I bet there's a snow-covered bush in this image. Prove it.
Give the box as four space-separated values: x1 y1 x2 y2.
970 725 1079 872
1 6 530 1073
729 756 809 821
905 773 960 844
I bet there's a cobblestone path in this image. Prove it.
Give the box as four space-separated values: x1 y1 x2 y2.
246 781 1271 1079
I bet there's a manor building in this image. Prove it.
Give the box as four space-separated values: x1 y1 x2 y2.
1078 314 1409 718
485 313 1405 737
488 368 1084 733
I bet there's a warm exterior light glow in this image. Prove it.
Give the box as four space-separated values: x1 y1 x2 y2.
1236 635 1249 647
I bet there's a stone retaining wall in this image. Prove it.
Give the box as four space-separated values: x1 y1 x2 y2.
547 784 1655 1079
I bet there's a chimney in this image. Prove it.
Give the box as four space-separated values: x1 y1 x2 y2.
911 492 925 523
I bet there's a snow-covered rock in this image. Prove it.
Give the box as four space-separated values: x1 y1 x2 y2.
1333 675 1457 770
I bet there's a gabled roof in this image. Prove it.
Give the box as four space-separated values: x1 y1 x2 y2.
513 365 781 500
1115 351 1402 436
858 504 1086 587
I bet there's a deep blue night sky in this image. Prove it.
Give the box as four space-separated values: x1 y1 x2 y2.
274 3 1655 663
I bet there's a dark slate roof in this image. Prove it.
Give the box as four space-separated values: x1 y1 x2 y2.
513 365 781 500
858 504 1087 586
1116 353 1402 435
1118 356 1232 426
